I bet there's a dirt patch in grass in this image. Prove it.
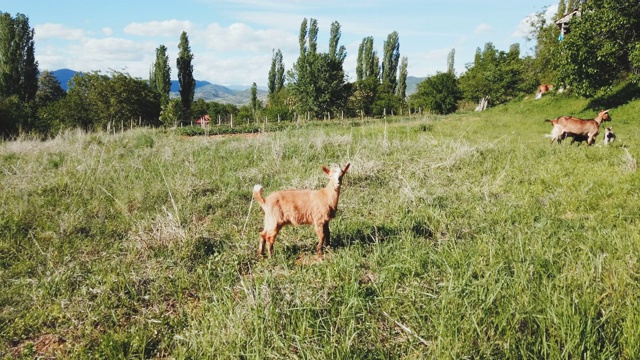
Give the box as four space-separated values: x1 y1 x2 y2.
10 334 67 358
208 133 263 139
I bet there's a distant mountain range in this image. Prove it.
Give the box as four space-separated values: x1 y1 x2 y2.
50 69 423 106
50 69 266 106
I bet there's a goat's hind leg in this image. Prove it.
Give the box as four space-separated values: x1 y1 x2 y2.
258 230 268 257
264 227 280 257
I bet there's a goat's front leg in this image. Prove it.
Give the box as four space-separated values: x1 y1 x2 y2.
314 222 330 255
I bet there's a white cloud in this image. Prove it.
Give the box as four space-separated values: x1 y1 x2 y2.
102 27 113 36
195 53 273 86
513 5 558 38
408 48 453 77
124 20 194 37
474 23 493 35
52 37 156 77
201 22 297 53
34 23 84 40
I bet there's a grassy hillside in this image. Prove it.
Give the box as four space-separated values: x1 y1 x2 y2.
1 89 640 358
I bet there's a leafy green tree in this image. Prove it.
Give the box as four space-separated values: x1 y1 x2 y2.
0 96 24 136
191 99 209 120
527 4 562 86
61 71 160 130
349 77 378 117
206 101 239 125
177 31 195 121
35 70 66 133
288 18 348 119
0 12 38 103
459 42 528 108
160 98 182 127
381 31 400 93
372 81 398 116
36 70 65 107
236 104 254 122
150 45 171 108
409 72 461 114
556 0 640 96
630 42 640 84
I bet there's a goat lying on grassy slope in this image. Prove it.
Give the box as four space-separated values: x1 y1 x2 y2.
604 126 616 145
545 109 611 145
253 163 350 258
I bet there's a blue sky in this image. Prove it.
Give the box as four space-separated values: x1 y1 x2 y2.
3 0 557 87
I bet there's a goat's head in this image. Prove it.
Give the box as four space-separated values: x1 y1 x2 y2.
598 109 612 123
323 163 351 189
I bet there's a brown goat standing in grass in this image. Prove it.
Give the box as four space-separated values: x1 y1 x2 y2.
545 109 611 145
253 163 350 258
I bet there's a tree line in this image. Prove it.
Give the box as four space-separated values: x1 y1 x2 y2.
2 0 639 138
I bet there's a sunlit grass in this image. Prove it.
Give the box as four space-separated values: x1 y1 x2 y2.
2 92 640 358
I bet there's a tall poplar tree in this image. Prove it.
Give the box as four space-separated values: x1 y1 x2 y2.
0 12 38 102
151 44 171 108
288 18 319 116
268 49 285 99
319 21 348 116
557 0 567 18
328 21 346 63
268 49 277 97
447 48 456 74
356 37 379 81
396 57 408 99
177 31 195 120
251 82 257 115
381 31 400 93
567 0 579 11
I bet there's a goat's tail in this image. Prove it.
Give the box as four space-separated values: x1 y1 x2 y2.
253 184 266 207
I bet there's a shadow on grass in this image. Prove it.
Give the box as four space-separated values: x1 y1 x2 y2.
584 82 640 112
331 219 436 250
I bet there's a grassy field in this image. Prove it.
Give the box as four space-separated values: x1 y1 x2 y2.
2 90 640 358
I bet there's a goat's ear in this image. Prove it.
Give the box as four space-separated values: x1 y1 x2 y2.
342 163 351 173
322 165 330 175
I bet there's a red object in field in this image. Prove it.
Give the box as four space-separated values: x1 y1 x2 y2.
196 114 211 125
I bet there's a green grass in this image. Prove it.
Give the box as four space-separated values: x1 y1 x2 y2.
2 91 640 358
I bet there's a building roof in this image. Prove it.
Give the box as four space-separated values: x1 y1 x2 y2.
555 9 581 25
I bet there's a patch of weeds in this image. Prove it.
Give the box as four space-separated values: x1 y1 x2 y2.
185 236 227 267
47 152 65 169
417 123 434 132
134 134 155 148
